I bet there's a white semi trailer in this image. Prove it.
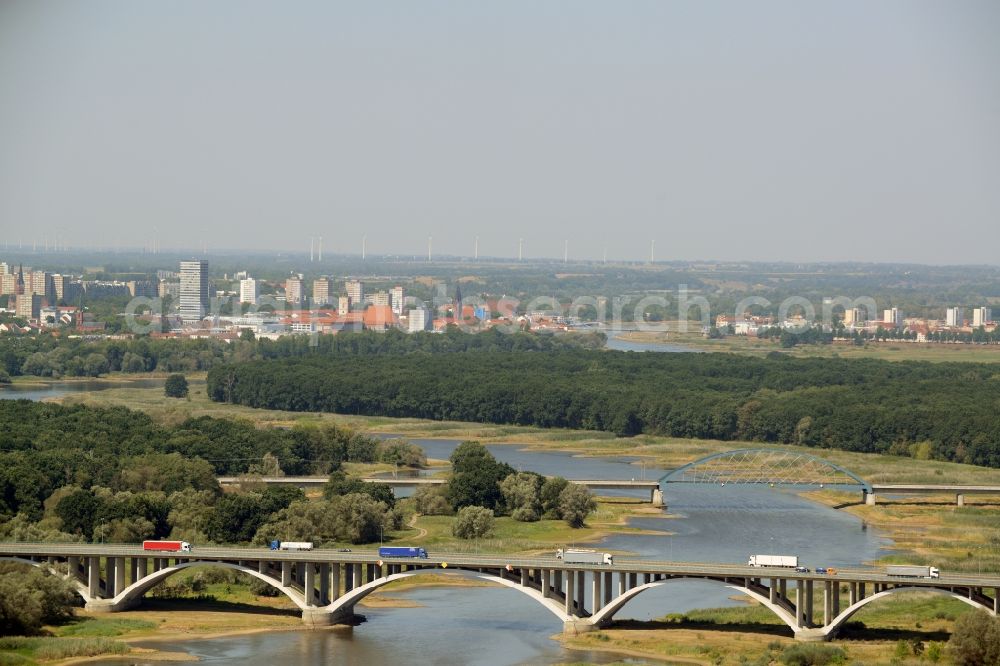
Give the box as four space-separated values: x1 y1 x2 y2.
887 565 940 579
748 554 799 568
557 549 614 566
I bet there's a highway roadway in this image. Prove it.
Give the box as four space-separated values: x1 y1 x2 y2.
3 542 998 589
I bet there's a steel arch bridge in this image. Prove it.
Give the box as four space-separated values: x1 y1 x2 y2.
659 448 872 493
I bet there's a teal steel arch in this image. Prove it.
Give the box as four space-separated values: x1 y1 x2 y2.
660 448 872 493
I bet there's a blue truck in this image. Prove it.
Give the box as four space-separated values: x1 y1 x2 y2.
378 546 428 558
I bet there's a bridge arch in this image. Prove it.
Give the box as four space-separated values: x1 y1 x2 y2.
824 586 992 638
588 575 798 633
0 556 90 603
324 568 571 622
660 448 872 493
112 561 308 610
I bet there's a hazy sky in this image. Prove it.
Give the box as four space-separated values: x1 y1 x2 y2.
1 1 998 264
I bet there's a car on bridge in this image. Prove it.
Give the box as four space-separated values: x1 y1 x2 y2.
794 566 810 573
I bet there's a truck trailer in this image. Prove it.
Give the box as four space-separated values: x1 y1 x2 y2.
142 540 191 552
378 546 428 558
887 565 940 579
556 549 614 566
269 541 314 551
747 554 798 568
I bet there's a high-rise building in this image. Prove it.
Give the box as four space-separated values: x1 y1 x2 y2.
285 276 303 306
179 260 209 323
240 278 258 305
127 280 157 298
373 290 390 307
338 296 349 316
0 263 9 276
15 293 41 320
946 307 963 328
391 286 404 315
408 307 431 333
883 308 902 326
0 273 15 296
51 274 67 302
973 307 992 328
346 280 363 307
313 278 331 306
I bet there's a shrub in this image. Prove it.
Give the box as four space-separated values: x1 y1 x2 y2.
451 505 495 539
949 609 1000 665
164 374 189 398
779 643 846 666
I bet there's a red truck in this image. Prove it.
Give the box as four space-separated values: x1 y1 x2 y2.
142 540 192 552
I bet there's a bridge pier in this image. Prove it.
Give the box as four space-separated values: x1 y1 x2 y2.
651 487 665 508
957 493 965 507
865 491 876 505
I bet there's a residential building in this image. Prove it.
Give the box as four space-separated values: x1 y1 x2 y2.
127 280 157 298
843 307 866 326
15 293 41 320
973 307 992 328
883 308 902 326
373 290 390 307
408 307 431 333
313 278 331 306
51 274 67 302
946 307 963 328
240 278 258 305
0 274 14 296
346 280 363 307
285 276 303 306
179 260 209 323
338 296 349 316
159 280 180 299
391 286 404 315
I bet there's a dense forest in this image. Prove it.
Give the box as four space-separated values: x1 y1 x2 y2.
208 350 1000 467
0 328 604 379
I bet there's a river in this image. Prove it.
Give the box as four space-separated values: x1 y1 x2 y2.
0 378 165 401
85 437 890 665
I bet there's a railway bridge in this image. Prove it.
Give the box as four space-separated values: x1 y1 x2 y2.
2 543 998 642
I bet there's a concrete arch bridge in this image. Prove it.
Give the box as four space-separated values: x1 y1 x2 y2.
2 545 998 642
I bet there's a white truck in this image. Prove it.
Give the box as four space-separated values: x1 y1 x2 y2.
270 541 314 551
748 554 799 568
887 565 940 579
557 549 614 566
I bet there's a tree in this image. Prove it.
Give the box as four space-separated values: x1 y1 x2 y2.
205 493 270 543
55 489 103 539
164 373 189 398
0 563 78 635
323 471 395 508
445 442 515 511
500 472 543 522
949 609 1000 666
452 505 495 539
558 483 597 528
413 485 452 515
540 477 569 519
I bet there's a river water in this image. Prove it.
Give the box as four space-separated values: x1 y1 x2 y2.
85 437 889 665
0 378 165 401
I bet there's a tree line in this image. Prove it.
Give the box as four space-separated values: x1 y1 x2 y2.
208 349 1000 467
0 328 603 380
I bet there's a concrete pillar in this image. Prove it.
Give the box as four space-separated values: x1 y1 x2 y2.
833 582 841 617
542 569 551 598
320 564 330 605
113 557 125 597
577 571 586 615
858 582 865 601
353 563 362 589
994 588 999 614
521 568 529 587
331 563 341 599
795 579 806 628
651 487 665 508
603 571 613 605
642 573 651 585
366 564 376 583
805 580 814 626
564 571 575 615
105 557 116 596
88 557 101 598
823 581 832 626
258 559 268 574
957 493 965 507
553 570 562 594
628 573 638 589
779 578 787 601
849 582 857 605
769 579 777 604
281 561 292 587
304 564 316 606
592 571 602 612
618 572 626 595
68 556 80 581
865 492 876 506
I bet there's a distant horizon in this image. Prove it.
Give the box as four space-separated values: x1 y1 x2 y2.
2 2 998 264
